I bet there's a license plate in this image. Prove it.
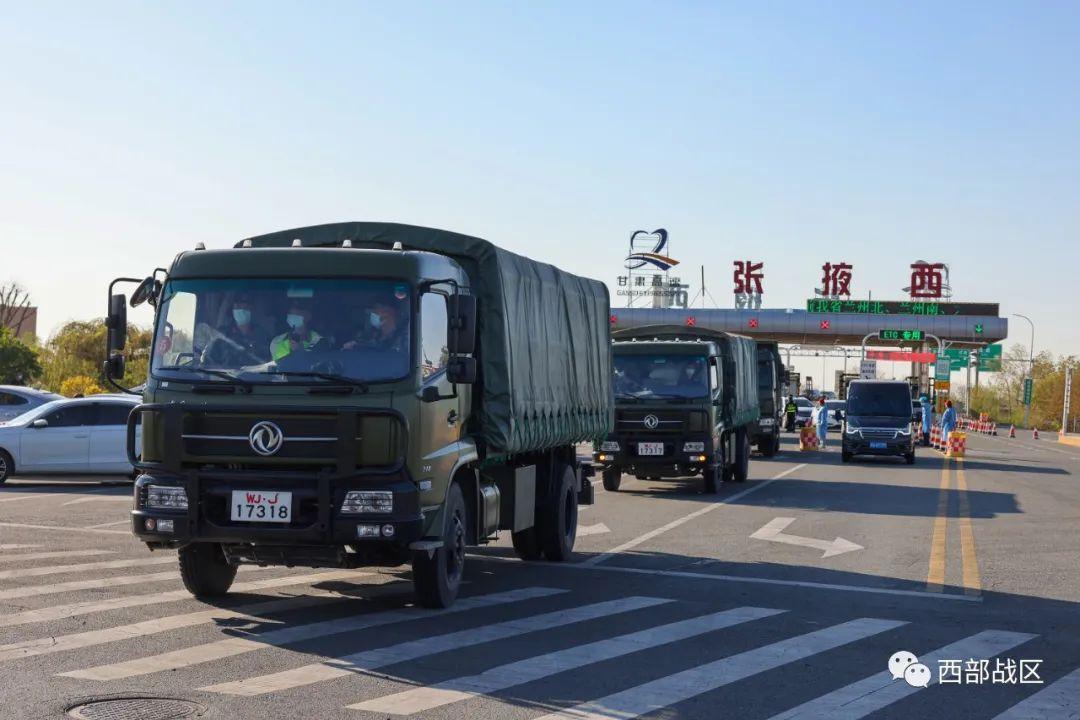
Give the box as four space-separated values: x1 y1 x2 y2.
869 442 887 450
638 442 664 456
231 490 292 523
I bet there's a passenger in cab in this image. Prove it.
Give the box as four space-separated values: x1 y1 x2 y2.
270 299 322 361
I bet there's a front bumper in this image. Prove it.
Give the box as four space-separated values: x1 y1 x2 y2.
843 432 914 456
131 471 424 552
593 435 713 475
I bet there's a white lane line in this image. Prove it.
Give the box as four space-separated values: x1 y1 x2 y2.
62 587 567 681
0 495 44 504
0 555 174 580
351 605 784 715
202 595 671 696
0 549 116 563
576 523 610 537
61 496 132 507
0 570 179 600
583 463 806 566
0 544 41 550
0 573 395 661
768 629 1037 719
0 568 362 627
83 520 130 529
992 666 1080 719
533 618 906 720
0 521 129 536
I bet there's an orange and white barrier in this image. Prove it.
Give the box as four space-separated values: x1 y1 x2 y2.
799 425 820 451
930 425 941 451
946 431 967 458
1009 425 1016 438
1033 427 1040 440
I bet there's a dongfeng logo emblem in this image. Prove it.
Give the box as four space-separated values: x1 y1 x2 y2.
643 414 660 430
249 421 284 456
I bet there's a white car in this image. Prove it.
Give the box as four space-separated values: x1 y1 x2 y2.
0 395 141 483
0 385 62 422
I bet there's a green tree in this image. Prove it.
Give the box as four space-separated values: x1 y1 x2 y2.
0 327 42 384
39 319 151 392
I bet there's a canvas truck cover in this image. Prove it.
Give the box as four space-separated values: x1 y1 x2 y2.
611 325 760 427
239 222 613 455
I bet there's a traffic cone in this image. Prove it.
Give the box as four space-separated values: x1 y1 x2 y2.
1009 425 1016 438
1033 427 1039 440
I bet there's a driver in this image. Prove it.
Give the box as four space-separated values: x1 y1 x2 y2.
202 294 270 365
270 299 323 362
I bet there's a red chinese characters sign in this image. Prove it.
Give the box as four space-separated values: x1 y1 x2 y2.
733 261 764 294
909 262 945 298
866 350 938 363
821 262 853 297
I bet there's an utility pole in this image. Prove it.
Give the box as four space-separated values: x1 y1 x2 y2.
1064 367 1073 435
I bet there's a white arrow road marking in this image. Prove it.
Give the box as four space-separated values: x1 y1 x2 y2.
61 496 132 506
751 517 864 558
577 523 610 537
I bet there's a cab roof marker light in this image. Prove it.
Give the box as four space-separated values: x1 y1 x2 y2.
292 238 302 247
342 239 353 248
241 239 252 247
392 241 404 251
194 242 206 250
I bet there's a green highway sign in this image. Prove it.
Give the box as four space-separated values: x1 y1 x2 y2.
878 329 925 342
974 323 984 335
1023 377 1034 406
943 347 970 371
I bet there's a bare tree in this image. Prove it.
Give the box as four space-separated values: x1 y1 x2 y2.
0 281 32 337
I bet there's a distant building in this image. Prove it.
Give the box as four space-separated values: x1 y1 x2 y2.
1 305 37 341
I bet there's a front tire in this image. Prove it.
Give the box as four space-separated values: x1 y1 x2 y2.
178 543 237 597
602 466 621 492
759 434 778 458
413 482 466 608
733 429 750 482
0 449 13 483
905 452 916 465
703 463 722 493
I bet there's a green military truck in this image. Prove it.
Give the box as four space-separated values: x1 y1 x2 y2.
593 325 759 493
103 222 612 608
748 341 783 457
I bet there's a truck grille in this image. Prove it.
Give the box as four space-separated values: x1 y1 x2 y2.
616 410 687 433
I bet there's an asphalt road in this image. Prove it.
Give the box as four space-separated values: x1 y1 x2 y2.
1 434 1079 720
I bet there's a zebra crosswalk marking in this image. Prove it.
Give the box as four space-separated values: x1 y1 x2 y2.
532 618 906 720
61 587 567 681
201 596 672 697
350 605 785 715
0 573 401 661
992 666 1080 719
0 555 174 580
0 549 116 563
769 629 1037 719
0 569 373 628
0 544 41 549
0 565 263 601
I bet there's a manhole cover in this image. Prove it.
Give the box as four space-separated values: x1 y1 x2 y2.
67 697 202 720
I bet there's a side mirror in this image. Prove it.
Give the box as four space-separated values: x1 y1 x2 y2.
31 418 48 429
447 356 477 385
104 354 126 381
130 277 159 308
107 293 128 353
420 385 442 403
447 294 477 355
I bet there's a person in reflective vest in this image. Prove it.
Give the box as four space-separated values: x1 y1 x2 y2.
784 396 798 432
270 300 322 362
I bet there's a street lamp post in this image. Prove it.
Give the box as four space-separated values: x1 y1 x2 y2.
1013 314 1035 428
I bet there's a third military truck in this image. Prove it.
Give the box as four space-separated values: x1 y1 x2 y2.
748 340 783 457
594 325 759 493
104 222 612 608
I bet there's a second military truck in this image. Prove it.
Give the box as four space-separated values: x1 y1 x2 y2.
594 325 759 493
748 340 783 457
104 222 613 608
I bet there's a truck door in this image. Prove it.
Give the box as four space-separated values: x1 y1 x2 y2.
418 290 460 487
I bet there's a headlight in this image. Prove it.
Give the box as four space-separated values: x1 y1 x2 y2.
683 441 705 453
146 485 188 510
845 425 861 435
341 490 393 514
600 441 620 452
760 418 775 426
897 426 912 435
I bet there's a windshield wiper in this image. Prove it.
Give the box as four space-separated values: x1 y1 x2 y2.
156 366 252 387
264 371 369 392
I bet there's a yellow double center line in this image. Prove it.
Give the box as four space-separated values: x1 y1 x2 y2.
927 457 982 596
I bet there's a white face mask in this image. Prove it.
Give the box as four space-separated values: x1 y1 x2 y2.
286 313 305 330
232 308 251 326
369 311 383 329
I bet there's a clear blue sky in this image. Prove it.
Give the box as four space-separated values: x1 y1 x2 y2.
1 2 1077 387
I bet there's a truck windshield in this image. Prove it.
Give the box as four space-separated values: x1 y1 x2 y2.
613 354 709 400
150 278 412 385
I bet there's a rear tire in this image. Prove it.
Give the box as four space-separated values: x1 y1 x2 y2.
511 526 543 560
0 449 13 483
733 429 750 482
178 543 237 597
413 482 466 608
601 466 621 492
758 434 777 458
538 464 577 562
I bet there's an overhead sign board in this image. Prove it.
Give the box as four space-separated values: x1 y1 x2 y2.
806 299 998 317
859 359 877 379
866 350 937 363
977 344 1002 372
878 329 926 342
935 358 952 376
